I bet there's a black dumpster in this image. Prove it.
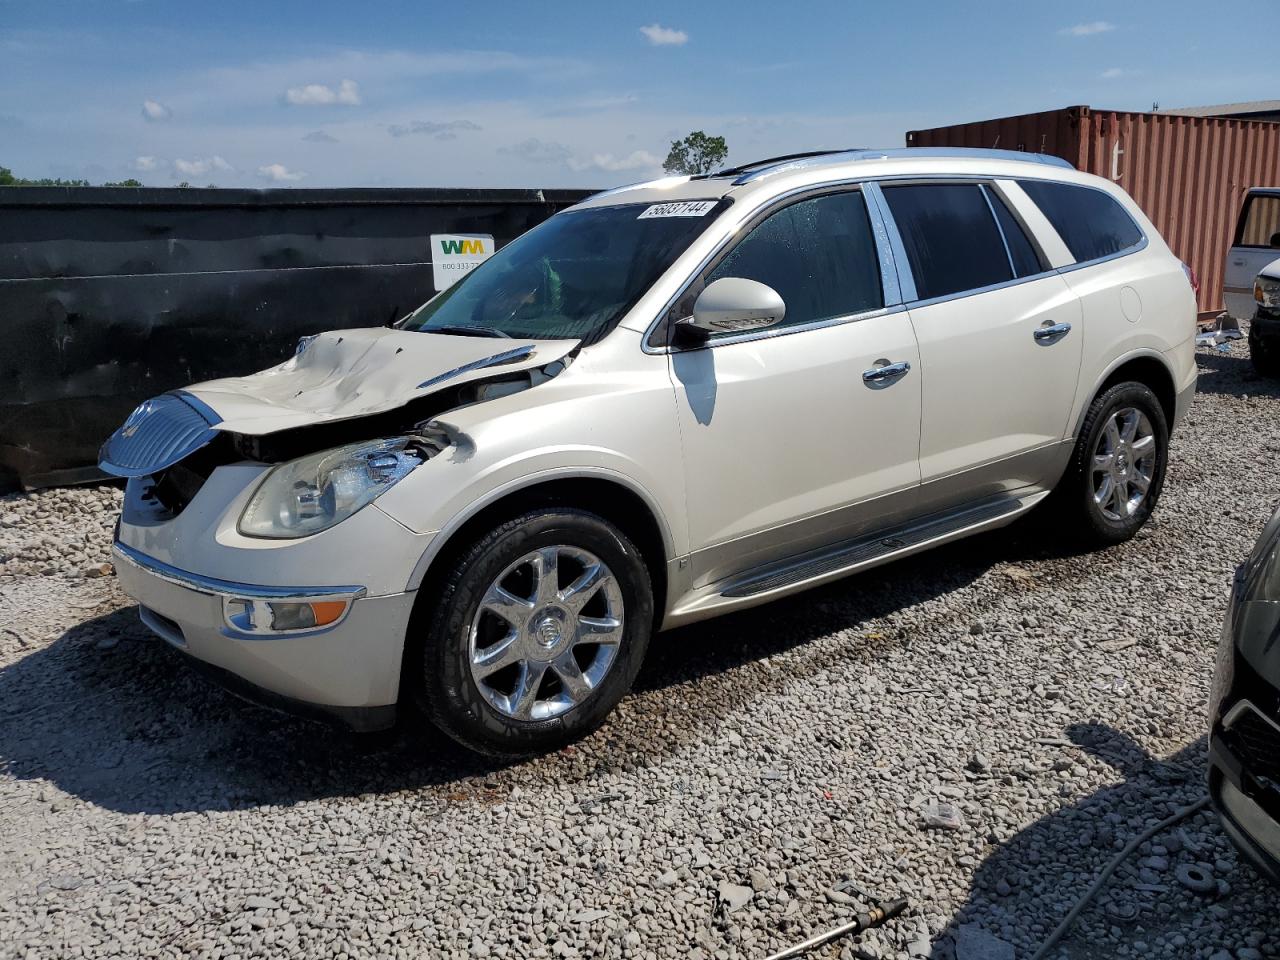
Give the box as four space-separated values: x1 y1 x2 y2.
0 185 590 489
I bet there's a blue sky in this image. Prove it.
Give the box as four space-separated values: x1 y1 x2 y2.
3 0 1279 189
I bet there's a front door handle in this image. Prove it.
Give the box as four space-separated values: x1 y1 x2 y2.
1033 321 1072 343
862 359 911 384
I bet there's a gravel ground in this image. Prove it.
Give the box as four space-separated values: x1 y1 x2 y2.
2 334 1278 960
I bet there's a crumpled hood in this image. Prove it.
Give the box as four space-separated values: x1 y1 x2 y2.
98 327 578 478
186 327 579 435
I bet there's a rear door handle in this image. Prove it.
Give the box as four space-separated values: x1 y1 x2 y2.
862 360 911 384
1033 321 1072 343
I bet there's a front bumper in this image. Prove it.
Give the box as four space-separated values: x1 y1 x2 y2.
1208 579 1280 882
114 541 415 731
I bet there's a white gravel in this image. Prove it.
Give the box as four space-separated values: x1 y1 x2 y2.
2 333 1278 960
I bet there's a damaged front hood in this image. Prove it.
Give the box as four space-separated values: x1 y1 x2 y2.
99 328 577 477
187 327 578 434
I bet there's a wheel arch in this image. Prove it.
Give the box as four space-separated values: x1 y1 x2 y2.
405 469 674 617
1073 350 1177 441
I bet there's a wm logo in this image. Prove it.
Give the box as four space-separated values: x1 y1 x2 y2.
440 238 486 255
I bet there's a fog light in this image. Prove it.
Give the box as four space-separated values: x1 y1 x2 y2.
268 600 349 631
222 596 354 635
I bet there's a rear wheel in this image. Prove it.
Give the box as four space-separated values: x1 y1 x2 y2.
1054 382 1168 548
414 508 653 756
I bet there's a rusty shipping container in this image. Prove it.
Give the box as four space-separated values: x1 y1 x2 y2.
907 105 1280 316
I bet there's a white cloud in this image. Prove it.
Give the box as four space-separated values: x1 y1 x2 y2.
499 138 573 164
639 24 688 46
141 99 172 122
386 119 481 139
258 163 306 182
1100 67 1126 79
173 155 233 177
131 155 157 171
302 130 339 143
284 79 361 106
1060 21 1115 37
568 149 662 173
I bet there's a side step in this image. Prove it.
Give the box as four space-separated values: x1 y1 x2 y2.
721 496 1029 600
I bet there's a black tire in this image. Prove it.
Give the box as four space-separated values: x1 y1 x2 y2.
1054 381 1169 548
413 508 653 757
1250 326 1280 378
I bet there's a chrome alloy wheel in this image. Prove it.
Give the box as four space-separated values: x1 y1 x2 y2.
468 545 625 721
1091 406 1157 522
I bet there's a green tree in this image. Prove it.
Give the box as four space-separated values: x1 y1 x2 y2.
0 164 90 187
102 178 143 187
662 131 728 176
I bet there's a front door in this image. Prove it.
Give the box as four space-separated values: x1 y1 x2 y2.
667 188 922 588
1225 191 1280 320
878 180 1083 512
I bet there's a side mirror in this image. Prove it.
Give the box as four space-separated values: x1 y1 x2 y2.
673 277 786 345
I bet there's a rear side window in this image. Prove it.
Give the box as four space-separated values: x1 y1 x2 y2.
703 190 883 331
1018 180 1143 263
881 183 1012 300
986 187 1046 277
1236 193 1280 248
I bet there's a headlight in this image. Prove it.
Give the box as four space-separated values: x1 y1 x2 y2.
1254 276 1280 310
239 438 424 539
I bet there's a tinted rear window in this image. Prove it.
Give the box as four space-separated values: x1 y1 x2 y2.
1018 180 1143 263
882 183 1012 300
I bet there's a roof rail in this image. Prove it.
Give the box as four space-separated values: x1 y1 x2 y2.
696 150 862 181
730 147 1074 185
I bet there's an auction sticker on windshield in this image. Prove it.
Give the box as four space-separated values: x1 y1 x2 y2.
431 234 494 291
637 201 718 219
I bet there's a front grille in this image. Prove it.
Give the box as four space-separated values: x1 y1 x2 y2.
1226 706 1280 787
99 392 219 478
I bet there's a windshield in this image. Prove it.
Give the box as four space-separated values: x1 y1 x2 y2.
400 200 728 344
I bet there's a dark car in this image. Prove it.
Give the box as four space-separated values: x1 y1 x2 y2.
1251 262 1280 378
1209 503 1280 881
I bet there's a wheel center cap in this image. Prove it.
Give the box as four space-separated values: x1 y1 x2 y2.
531 607 570 651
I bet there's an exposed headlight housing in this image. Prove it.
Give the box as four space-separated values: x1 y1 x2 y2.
239 437 425 539
1254 276 1280 311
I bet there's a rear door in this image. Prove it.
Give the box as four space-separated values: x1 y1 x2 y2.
877 179 1082 513
1225 190 1280 319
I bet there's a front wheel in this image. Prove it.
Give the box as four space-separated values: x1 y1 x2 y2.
1053 381 1169 548
1251 326 1280 378
414 508 653 757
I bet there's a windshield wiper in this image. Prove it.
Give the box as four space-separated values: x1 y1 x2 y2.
426 324 511 339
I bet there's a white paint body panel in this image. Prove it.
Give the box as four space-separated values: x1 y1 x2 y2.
109 151 1198 715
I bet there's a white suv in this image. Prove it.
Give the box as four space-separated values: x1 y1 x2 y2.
102 148 1198 755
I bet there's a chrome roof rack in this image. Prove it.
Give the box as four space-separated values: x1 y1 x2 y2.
729 147 1074 185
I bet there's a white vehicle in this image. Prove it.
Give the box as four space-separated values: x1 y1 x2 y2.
1224 187 1280 320
103 148 1198 755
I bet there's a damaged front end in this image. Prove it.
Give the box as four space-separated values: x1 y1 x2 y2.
99 328 579 527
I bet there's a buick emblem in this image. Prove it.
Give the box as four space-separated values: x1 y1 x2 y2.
120 399 156 438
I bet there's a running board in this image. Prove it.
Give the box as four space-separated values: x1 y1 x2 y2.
665 491 1048 627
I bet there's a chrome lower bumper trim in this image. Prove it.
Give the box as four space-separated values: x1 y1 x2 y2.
111 540 367 602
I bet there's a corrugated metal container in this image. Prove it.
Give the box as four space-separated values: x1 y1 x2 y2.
907 105 1280 315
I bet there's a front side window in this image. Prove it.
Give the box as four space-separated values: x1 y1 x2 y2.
696 191 883 333
881 183 1013 300
1018 180 1143 263
1237 193 1280 248
401 200 728 344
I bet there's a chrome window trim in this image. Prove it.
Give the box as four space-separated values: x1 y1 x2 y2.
979 183 1018 276
112 539 367 602
1054 235 1150 274
862 182 916 303
641 177 903 355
